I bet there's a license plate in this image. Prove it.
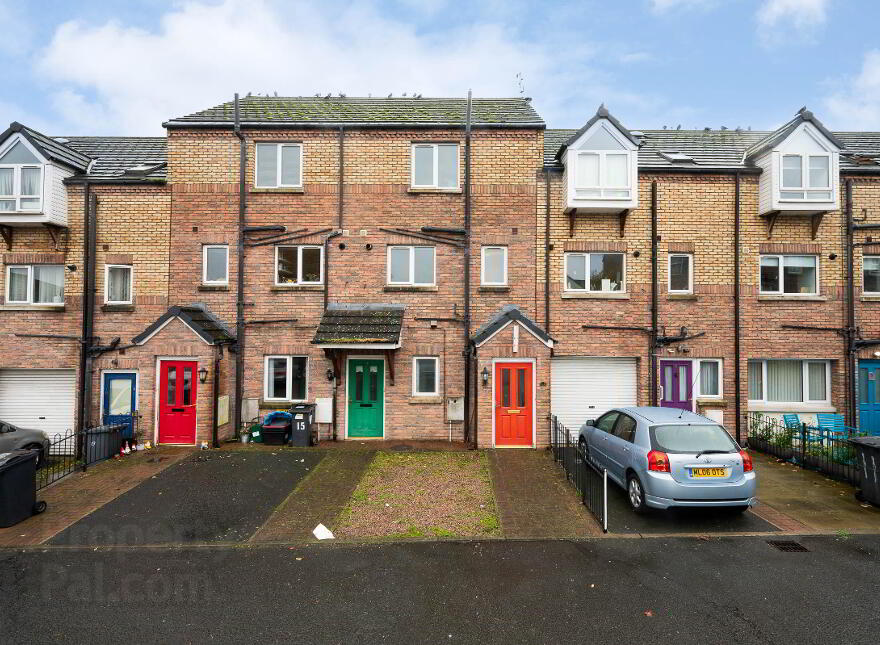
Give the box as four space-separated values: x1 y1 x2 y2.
691 467 727 478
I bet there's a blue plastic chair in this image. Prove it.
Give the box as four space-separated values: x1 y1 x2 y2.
782 413 800 429
816 413 846 441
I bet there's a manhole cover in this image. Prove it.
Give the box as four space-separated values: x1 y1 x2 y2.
767 540 809 552
390 444 413 452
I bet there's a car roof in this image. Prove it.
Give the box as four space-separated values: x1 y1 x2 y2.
614 406 711 424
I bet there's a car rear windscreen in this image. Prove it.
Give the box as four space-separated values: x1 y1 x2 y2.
649 424 738 454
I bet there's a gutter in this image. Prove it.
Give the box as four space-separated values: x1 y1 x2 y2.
233 94 247 438
163 120 545 131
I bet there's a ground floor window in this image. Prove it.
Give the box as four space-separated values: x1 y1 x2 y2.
748 359 829 404
697 359 721 397
412 356 438 396
264 356 307 401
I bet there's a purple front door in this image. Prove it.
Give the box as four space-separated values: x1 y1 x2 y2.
660 360 693 411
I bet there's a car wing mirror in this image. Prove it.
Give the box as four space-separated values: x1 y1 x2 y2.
585 419 595 426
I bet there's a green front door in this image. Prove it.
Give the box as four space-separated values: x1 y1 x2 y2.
348 359 384 437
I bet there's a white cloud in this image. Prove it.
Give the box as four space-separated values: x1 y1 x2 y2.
649 0 716 13
824 49 880 129
756 0 830 44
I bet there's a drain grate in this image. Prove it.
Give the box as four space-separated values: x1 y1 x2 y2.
767 540 810 552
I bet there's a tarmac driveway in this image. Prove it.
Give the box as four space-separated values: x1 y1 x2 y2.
50 450 323 546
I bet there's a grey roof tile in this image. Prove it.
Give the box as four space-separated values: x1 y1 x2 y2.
313 303 405 345
63 136 167 180
132 304 234 345
472 304 552 346
0 122 92 171
166 96 544 128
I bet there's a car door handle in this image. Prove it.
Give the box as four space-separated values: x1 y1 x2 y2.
38 416 46 420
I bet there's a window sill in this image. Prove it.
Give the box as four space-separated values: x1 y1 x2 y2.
667 293 698 301
696 398 727 408
198 284 230 292
861 295 880 301
384 285 438 292
479 285 510 292
748 402 836 414
250 187 304 194
271 285 324 292
407 187 462 195
0 304 65 312
409 396 442 404
259 399 307 410
101 304 135 312
561 291 630 300
756 295 826 302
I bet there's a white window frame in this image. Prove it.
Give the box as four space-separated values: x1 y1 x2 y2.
410 143 459 189
254 142 302 189
668 253 693 294
263 355 309 402
274 245 324 286
0 138 43 212
863 255 880 295
747 359 831 405
779 152 832 202
387 245 436 286
563 252 626 293
695 359 723 399
412 356 439 396
574 150 632 200
104 264 134 305
481 246 508 286
4 264 64 306
759 254 819 296
202 245 229 285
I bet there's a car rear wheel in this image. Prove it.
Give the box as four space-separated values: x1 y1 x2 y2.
578 437 588 463
627 473 648 514
23 443 44 469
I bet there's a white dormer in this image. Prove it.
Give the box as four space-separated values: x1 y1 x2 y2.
747 108 843 216
559 105 639 213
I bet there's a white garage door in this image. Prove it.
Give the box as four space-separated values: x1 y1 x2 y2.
551 357 637 430
0 369 76 440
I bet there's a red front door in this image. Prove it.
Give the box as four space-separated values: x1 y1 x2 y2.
158 360 198 444
495 362 533 447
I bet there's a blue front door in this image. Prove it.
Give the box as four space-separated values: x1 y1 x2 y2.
859 360 880 436
103 372 137 439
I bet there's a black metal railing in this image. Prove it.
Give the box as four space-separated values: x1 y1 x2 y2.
550 415 608 532
746 412 865 486
37 424 124 491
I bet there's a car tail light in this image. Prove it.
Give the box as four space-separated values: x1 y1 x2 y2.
647 450 670 473
739 450 753 473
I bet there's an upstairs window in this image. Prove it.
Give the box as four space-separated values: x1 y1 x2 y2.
6 264 64 305
203 245 229 285
864 256 880 295
255 143 302 188
780 153 831 201
760 255 818 295
565 252 625 292
481 246 508 286
105 265 133 305
0 141 42 212
411 143 458 189
668 254 693 293
388 246 435 286
573 126 631 200
276 245 323 285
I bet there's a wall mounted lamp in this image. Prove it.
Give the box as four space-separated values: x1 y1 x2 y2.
198 367 208 383
481 367 490 386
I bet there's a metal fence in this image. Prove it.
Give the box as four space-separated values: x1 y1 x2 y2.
36 424 124 491
746 412 865 486
550 415 608 532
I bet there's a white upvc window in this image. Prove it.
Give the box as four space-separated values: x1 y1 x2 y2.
203 245 229 285
275 245 323 285
0 139 43 212
574 151 631 200
564 252 625 292
759 254 818 295
387 245 435 286
264 355 308 402
780 153 831 201
5 264 64 306
105 265 133 305
695 359 722 398
481 246 508 286
411 143 458 189
255 143 302 188
748 359 830 405
412 356 439 396
668 253 693 294
863 256 880 295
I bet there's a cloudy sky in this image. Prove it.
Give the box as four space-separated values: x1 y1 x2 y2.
2 0 879 135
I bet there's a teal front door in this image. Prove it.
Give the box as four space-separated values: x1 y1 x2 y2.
859 360 880 436
348 359 384 437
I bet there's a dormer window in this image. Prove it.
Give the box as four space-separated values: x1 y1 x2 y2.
781 154 831 201
575 150 630 199
0 141 42 212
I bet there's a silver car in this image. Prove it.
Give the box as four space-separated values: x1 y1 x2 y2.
579 407 756 513
0 420 50 468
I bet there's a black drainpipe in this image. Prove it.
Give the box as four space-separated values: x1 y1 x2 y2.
463 90 474 448
734 172 742 443
233 94 247 437
77 183 97 433
650 180 658 406
324 230 342 440
544 168 551 331
845 179 856 426
338 126 345 229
